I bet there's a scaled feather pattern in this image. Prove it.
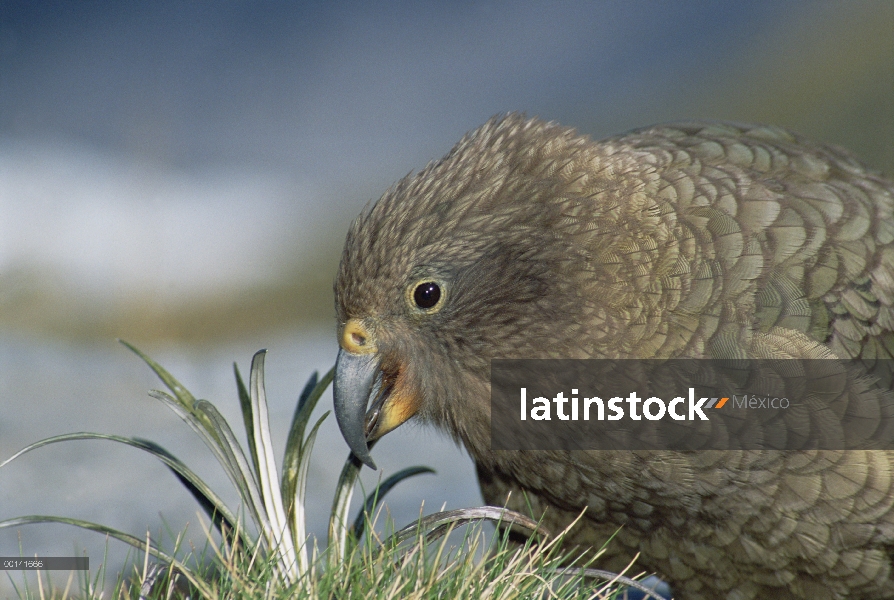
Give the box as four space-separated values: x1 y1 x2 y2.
333 114 894 599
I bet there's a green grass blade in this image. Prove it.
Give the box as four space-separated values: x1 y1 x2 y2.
149 387 269 549
149 391 267 532
248 350 298 581
327 455 359 564
234 363 261 486
0 432 249 552
120 341 222 445
280 369 334 541
296 372 319 428
0 516 213 599
119 340 197 408
280 373 315 542
291 368 335 447
193 399 269 538
280 372 316 514
148 389 224 457
351 466 436 541
327 445 374 564
134 438 253 552
281 368 334 508
290 411 329 577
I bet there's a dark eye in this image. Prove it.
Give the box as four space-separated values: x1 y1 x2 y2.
413 281 441 309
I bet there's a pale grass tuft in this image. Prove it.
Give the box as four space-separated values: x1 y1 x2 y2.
0 344 661 599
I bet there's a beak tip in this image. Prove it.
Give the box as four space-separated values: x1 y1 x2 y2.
351 440 378 470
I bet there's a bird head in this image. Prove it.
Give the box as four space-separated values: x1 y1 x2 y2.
332 113 659 468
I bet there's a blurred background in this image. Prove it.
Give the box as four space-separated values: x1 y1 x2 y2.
0 0 891 593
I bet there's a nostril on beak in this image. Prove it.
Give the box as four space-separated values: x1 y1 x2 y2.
342 319 376 354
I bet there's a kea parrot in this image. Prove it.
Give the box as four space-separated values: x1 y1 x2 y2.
332 113 894 599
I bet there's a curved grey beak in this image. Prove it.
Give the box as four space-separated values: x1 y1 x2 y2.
334 348 380 469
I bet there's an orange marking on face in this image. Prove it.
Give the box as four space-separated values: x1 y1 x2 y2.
375 369 420 437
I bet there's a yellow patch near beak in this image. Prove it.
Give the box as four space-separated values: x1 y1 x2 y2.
368 367 421 441
337 318 420 441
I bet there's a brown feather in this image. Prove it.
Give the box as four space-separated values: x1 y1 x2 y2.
335 114 894 599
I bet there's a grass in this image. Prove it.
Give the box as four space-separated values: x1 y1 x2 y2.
0 343 664 599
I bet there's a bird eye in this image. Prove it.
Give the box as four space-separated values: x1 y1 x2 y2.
413 281 441 310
